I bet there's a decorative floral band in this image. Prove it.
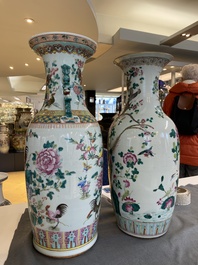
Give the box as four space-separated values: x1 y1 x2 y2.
29 32 97 53
33 221 98 251
114 53 173 70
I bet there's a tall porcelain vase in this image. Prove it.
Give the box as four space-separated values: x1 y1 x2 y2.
25 32 103 258
108 52 180 238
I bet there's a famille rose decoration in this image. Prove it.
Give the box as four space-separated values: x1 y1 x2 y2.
25 32 103 258
108 52 180 238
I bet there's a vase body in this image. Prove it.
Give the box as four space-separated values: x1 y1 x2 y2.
0 124 10 154
11 128 26 152
108 52 180 238
25 32 103 258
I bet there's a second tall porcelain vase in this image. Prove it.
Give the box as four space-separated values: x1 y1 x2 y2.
25 32 103 257
108 52 180 238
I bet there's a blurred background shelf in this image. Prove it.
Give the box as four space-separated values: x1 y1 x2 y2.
0 152 24 172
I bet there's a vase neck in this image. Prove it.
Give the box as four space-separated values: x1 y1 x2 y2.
41 53 87 113
125 64 162 109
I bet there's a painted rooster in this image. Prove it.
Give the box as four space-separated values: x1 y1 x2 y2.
45 203 68 229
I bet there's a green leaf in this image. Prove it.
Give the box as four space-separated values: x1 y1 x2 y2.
38 216 43 225
55 169 65 179
66 171 76 176
132 168 139 175
46 179 54 186
35 189 40 195
31 205 37 214
43 141 54 148
132 203 140 212
144 214 152 219
32 153 37 161
91 172 98 179
47 191 54 200
37 176 43 183
25 170 33 184
118 152 123 157
60 180 67 188
158 183 165 191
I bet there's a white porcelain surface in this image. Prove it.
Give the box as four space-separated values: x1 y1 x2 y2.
108 52 180 238
25 32 103 257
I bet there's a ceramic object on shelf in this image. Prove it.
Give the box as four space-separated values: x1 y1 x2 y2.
25 32 103 258
0 172 11 206
0 124 10 154
108 52 180 238
11 128 26 152
18 110 32 128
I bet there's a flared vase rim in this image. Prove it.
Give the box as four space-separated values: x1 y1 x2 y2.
29 31 97 46
114 52 173 65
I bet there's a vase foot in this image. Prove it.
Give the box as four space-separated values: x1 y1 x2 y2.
116 215 171 238
33 233 98 258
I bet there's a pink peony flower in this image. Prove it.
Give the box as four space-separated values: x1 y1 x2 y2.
36 148 61 175
123 152 137 165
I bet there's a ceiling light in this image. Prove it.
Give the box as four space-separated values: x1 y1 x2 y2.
9 66 14 70
25 63 29 67
25 18 34 24
160 21 198 46
181 33 191 38
36 57 41 61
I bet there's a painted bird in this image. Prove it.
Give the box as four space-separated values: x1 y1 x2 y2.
45 203 68 229
138 146 154 157
86 197 100 219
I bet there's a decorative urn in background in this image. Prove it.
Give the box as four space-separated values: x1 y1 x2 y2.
0 124 10 154
108 52 180 238
25 32 103 257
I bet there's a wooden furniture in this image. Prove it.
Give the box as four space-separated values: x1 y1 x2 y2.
0 152 24 172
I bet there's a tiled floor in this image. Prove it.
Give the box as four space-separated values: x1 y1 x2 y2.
3 171 27 204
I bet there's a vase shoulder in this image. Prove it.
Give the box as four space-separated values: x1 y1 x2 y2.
32 110 96 123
